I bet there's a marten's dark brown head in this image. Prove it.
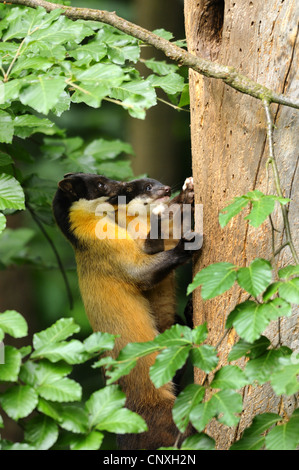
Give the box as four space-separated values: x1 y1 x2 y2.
53 172 125 244
57 172 125 202
122 178 171 206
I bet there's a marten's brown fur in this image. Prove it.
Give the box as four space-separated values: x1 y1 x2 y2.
52 173 199 450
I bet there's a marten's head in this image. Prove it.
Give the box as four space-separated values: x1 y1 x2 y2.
52 172 125 244
123 178 171 206
57 172 125 202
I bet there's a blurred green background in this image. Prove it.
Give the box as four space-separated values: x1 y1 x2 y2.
0 0 192 445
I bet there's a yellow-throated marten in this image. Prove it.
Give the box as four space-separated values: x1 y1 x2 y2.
52 172 200 450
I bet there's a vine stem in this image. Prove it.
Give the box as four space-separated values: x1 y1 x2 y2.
263 99 299 264
1 0 299 109
26 203 74 310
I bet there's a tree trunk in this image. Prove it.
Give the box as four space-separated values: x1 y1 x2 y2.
184 0 299 449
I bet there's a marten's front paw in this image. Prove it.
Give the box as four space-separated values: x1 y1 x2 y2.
175 231 203 257
182 177 194 204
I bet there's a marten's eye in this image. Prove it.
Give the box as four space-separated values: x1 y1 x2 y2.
98 182 106 190
145 184 152 192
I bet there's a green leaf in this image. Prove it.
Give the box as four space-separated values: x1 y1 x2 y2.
0 228 35 267
107 43 140 65
70 431 104 450
0 213 6 235
147 73 185 95
219 196 248 227
33 318 80 350
153 323 193 347
83 331 116 354
262 281 281 301
181 433 215 450
178 84 190 107
10 56 54 76
210 389 243 427
144 59 178 76
24 415 58 450
0 346 21 382
190 345 219 372
29 14 93 46
187 262 237 298
69 42 107 66
278 265 299 279
0 384 38 420
278 277 299 304
0 110 14 143
189 400 216 433
86 385 126 429
96 408 147 434
152 28 174 40
37 377 82 403
0 174 25 210
95 408 147 434
72 63 124 108
57 404 89 434
228 336 271 361
84 138 133 161
38 400 88 434
1 442 36 450
245 347 292 385
0 152 13 167
191 323 208 345
219 191 289 228
20 76 66 114
244 195 275 227
172 384 205 432
236 259 272 297
231 413 281 450
226 299 291 343
0 310 28 338
210 365 248 390
265 410 299 450
13 114 59 139
190 390 242 431
110 79 157 119
270 354 299 395
31 340 89 364
149 345 191 388
37 398 62 423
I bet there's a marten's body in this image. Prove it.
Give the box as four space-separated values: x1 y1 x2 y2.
52 173 199 449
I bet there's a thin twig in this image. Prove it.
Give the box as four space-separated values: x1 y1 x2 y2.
263 99 299 264
26 203 74 309
1 0 299 109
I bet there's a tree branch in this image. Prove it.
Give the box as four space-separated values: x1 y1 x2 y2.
263 99 299 264
1 0 299 110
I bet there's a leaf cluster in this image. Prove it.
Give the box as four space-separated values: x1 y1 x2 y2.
0 313 148 450
0 4 188 237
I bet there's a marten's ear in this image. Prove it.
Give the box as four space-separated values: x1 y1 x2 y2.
58 178 79 197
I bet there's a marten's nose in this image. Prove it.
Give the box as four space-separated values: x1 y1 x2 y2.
164 186 171 196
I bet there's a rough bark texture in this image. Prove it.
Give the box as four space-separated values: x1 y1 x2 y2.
184 0 299 449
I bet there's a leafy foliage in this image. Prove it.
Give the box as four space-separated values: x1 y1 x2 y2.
0 2 298 453
0 313 146 450
0 3 188 236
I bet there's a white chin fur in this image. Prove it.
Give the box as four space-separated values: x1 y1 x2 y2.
152 203 167 215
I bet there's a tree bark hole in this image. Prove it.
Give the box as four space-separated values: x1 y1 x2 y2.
196 0 224 59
